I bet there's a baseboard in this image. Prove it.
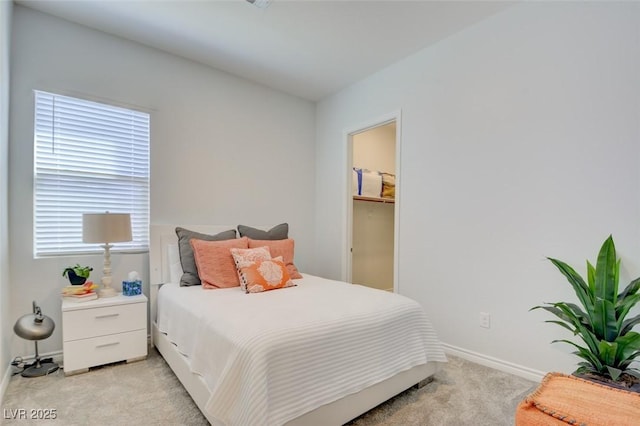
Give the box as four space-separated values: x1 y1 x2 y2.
441 342 545 383
17 349 63 365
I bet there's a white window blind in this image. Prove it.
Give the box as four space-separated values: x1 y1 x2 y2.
34 90 150 257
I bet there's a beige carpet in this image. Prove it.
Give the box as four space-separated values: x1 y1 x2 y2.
2 348 536 425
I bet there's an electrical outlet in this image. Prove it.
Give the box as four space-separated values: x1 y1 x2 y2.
479 312 491 329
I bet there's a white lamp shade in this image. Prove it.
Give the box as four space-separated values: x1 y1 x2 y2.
82 213 132 244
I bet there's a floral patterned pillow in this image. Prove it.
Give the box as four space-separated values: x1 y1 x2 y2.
247 238 303 279
233 255 295 294
230 246 272 292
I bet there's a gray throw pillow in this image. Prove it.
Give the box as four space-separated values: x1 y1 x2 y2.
175 227 237 286
237 223 288 240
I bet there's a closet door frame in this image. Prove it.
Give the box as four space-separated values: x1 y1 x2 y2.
344 110 402 293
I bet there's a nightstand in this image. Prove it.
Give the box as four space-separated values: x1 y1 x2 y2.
62 293 147 375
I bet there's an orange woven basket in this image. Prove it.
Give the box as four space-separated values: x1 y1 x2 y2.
516 372 640 426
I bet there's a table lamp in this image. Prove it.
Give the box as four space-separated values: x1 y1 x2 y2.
82 212 132 297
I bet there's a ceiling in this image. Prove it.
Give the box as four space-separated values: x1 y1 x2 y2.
16 0 513 101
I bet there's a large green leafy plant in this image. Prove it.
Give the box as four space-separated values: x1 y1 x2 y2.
533 236 640 381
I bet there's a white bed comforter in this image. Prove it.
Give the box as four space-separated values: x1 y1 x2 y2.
157 274 446 426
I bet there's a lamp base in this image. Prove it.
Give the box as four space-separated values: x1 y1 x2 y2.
22 361 59 378
98 286 118 298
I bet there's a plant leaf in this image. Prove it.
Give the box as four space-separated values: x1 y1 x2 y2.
618 352 640 370
615 258 620 304
534 304 588 329
532 305 577 330
587 260 596 294
625 369 640 379
606 365 623 381
552 339 602 370
594 236 617 304
547 257 593 313
618 277 640 300
620 313 640 335
614 332 640 365
552 304 600 354
563 302 590 326
593 298 618 341
550 303 587 328
575 364 598 376
616 293 640 330
544 320 577 334
598 340 618 367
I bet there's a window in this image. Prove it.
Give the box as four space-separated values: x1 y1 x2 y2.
34 90 150 257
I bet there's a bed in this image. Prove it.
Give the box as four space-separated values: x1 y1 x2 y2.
149 224 446 425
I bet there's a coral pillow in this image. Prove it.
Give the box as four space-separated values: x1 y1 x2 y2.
230 246 272 292
236 256 295 293
248 239 303 279
175 227 237 286
190 237 249 289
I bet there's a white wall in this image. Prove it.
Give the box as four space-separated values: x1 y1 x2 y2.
9 6 316 357
0 0 13 398
316 2 640 377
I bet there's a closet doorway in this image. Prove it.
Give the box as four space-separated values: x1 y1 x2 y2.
347 115 400 292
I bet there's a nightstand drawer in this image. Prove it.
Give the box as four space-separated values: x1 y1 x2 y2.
63 302 145 341
63 329 147 373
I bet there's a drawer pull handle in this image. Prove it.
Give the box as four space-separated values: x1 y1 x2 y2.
95 342 120 348
95 313 119 319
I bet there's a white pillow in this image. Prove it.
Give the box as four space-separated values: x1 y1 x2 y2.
167 243 183 285
360 169 382 198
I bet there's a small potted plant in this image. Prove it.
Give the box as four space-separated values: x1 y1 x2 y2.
532 235 640 391
62 264 93 285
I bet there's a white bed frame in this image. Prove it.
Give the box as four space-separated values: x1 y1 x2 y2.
149 224 440 425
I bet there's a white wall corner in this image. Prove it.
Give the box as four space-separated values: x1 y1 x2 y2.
0 0 13 404
0 361 12 406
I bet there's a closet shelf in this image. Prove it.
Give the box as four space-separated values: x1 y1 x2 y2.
353 196 395 204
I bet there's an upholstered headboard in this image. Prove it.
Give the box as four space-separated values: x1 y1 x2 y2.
149 224 271 328
149 224 241 286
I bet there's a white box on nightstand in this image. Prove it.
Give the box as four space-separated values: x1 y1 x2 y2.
62 293 147 375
